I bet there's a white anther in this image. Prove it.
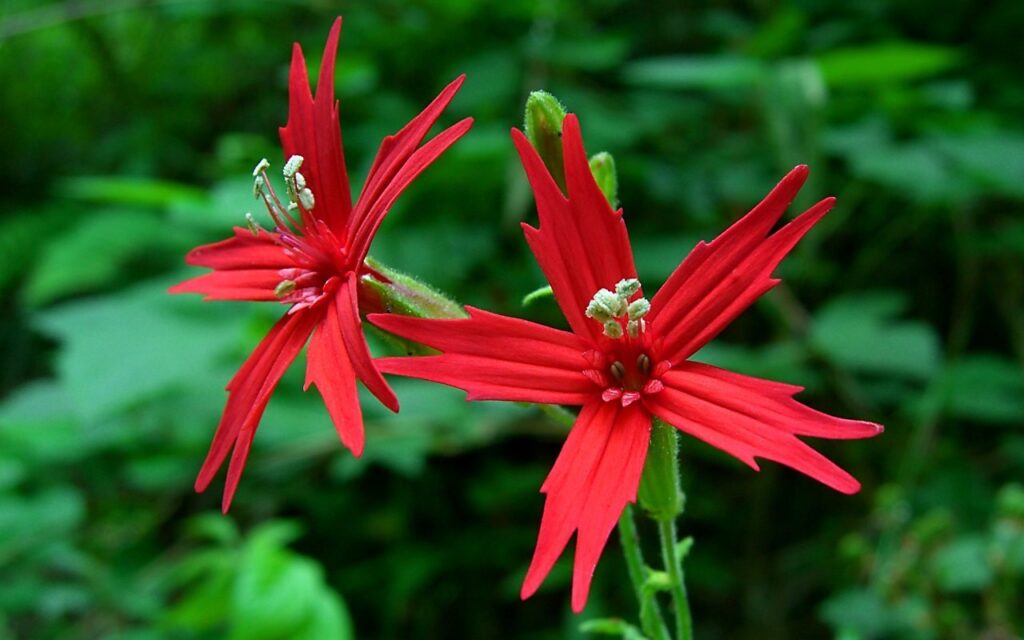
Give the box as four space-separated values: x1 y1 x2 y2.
603 321 624 339
615 278 641 298
245 212 260 236
626 319 645 338
294 172 307 190
283 155 304 177
253 175 265 198
627 298 650 320
298 188 315 210
252 158 270 177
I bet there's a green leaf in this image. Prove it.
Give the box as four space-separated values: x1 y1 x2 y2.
33 279 250 420
810 292 941 380
931 535 993 592
623 56 764 91
816 42 960 88
56 176 207 209
935 356 1024 424
24 210 191 306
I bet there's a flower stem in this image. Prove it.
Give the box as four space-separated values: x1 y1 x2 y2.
657 517 693 640
618 505 670 640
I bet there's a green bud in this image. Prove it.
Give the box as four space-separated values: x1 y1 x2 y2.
361 257 466 321
524 90 567 191
361 257 468 355
588 151 618 207
638 419 684 521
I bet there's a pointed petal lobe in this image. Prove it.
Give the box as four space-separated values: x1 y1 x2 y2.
371 307 594 405
520 401 652 612
279 17 352 232
650 167 833 361
513 115 636 342
645 361 882 494
194 308 320 512
347 116 473 263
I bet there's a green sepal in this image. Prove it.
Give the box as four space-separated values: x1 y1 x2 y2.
360 257 466 320
524 90 568 191
589 151 619 207
522 284 554 306
579 618 648 640
637 419 684 522
359 257 467 355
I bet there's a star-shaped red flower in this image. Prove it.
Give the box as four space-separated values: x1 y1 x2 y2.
370 114 882 612
170 18 472 511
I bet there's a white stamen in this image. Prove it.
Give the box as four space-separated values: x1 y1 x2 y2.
252 158 270 177
298 188 315 210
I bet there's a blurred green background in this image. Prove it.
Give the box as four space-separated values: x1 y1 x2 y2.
1 0 1023 638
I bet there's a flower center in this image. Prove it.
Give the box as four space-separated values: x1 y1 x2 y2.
248 157 350 313
582 279 671 407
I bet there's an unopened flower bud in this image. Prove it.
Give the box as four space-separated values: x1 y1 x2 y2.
589 151 618 207
524 90 567 191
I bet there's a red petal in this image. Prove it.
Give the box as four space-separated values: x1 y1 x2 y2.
194 309 320 511
169 269 281 302
305 290 365 455
520 402 651 613
278 17 352 232
337 272 398 412
645 361 883 494
347 116 473 263
370 307 594 405
350 75 466 234
649 167 832 361
177 227 292 270
512 115 636 343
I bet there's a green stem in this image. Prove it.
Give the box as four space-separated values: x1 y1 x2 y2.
657 518 693 640
618 505 670 640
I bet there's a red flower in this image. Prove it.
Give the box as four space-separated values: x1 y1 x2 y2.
170 18 472 511
371 114 882 612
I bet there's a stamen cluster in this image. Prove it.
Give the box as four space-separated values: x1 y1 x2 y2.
584 278 651 338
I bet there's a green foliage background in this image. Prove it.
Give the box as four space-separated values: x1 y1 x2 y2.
1 1 1022 638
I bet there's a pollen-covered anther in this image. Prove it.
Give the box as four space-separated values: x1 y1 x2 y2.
274 279 297 298
298 188 315 210
282 155 304 177
615 278 641 298
603 321 624 339
244 212 261 236
252 158 270 177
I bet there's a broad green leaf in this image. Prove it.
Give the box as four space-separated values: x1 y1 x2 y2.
33 279 251 420
936 356 1024 424
24 210 193 306
57 176 207 209
816 42 960 88
810 292 941 380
